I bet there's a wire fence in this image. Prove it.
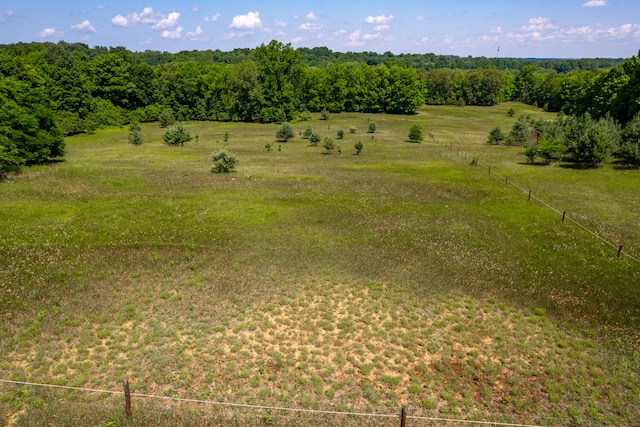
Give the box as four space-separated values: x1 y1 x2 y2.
0 378 554 427
432 140 640 265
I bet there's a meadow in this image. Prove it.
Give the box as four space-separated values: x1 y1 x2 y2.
0 103 639 426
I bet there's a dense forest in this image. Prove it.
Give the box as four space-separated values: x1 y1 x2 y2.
1 39 639 174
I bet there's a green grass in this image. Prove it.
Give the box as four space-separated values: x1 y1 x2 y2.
1 104 639 426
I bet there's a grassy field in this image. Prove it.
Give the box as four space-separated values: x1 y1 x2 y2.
1 103 639 426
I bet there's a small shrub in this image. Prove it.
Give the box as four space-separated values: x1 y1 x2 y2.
159 108 175 128
162 124 192 146
337 129 344 139
349 126 357 134
422 398 438 409
409 124 424 142
211 149 239 173
524 141 538 163
354 141 363 155
223 131 229 143
487 127 505 145
276 123 294 142
507 107 516 117
368 122 377 133
265 143 273 152
323 137 336 153
320 108 330 120
128 121 143 146
309 131 321 146
303 124 313 139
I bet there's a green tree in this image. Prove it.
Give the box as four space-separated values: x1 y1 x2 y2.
523 141 538 163
537 135 565 164
276 123 294 142
323 137 336 153
336 129 344 139
0 76 64 165
507 116 530 146
617 113 640 168
565 114 620 167
368 122 377 133
253 40 305 122
162 123 192 146
128 121 143 146
487 127 505 145
211 149 239 173
320 108 330 120
159 108 175 128
354 141 363 155
308 131 321 146
408 124 424 142
303 124 313 139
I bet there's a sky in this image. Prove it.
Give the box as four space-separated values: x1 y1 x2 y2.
1 0 639 58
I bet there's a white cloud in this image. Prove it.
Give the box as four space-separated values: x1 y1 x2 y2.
205 13 221 22
230 11 262 30
306 12 317 21
6 9 14 16
521 17 558 31
38 27 61 38
162 26 182 39
492 26 502 33
192 6 199 12
375 25 389 31
152 12 180 30
71 20 97 34
276 21 287 27
583 0 607 6
186 26 204 40
362 32 380 41
111 7 158 27
334 29 346 35
364 15 393 24
348 29 362 46
221 31 253 40
291 37 303 43
299 22 323 31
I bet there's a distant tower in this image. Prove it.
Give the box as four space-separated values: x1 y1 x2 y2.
497 46 500 58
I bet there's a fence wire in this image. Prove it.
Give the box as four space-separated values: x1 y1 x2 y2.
434 141 640 264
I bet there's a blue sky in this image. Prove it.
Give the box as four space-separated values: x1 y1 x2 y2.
1 0 639 58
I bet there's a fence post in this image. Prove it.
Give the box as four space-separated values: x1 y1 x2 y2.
123 380 132 417
400 406 407 427
618 245 623 258
528 190 532 201
562 211 566 223
505 176 508 185
488 166 491 175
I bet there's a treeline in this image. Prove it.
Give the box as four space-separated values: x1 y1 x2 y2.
0 39 639 175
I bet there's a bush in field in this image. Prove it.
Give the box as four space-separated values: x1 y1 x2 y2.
487 127 506 145
309 131 321 146
537 136 565 164
276 123 294 142
507 116 530 146
617 113 640 168
211 149 239 173
320 108 330 120
524 141 538 163
162 124 192 146
303 124 313 139
323 137 336 153
128 121 143 146
349 126 357 134
354 141 363 155
159 108 175 128
337 129 344 139
368 122 377 133
408 124 424 142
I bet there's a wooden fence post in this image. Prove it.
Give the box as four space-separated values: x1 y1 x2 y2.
400 406 407 427
618 245 623 258
123 380 132 417
562 211 566 223
528 190 532 201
